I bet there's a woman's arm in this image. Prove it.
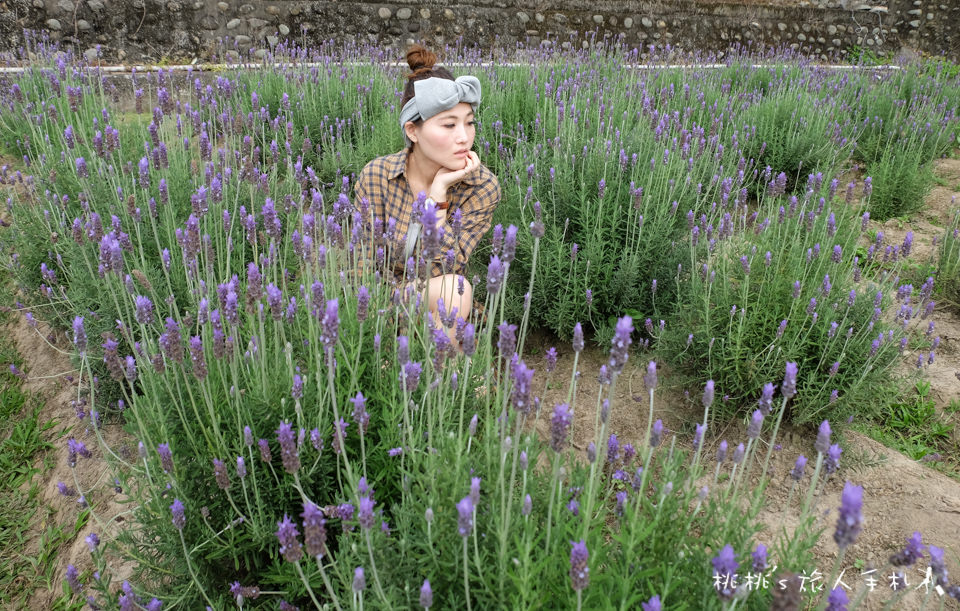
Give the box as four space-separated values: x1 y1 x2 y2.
434 171 501 277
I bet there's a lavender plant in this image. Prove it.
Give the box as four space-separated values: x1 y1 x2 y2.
1 34 958 610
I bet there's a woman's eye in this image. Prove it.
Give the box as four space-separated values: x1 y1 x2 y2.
468 121 476 127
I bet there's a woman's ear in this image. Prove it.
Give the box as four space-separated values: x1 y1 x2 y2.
404 121 418 144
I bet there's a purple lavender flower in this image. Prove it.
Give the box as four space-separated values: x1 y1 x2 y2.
333 418 349 455
258 439 272 463
782 362 798 399
545 347 558 373
72 316 87 355
650 419 664 448
889 531 925 567
826 587 849 610
833 481 863 549
66 564 82 593
358 496 375 530
790 455 807 481
693 423 706 451
702 380 715 409
551 403 573 452
825 444 842 474
170 498 185 530
420 579 433 608
572 323 584 353
276 514 303 563
510 359 535 415
456 496 474 537
644 361 658 390
276 422 300 475
711 544 739 600
400 361 422 393
716 440 728 463
522 494 532 516
157 443 173 473
188 336 207 380
569 540 590 591
236 456 247 479
586 442 596 463
85 532 100 553
486 255 505 295
747 410 764 439
350 392 369 434
609 316 633 375
301 502 327 558
751 544 768 572
469 477 481 506
732 443 745 464
815 420 832 454
498 321 518 360
213 458 231 490
320 299 339 352
641 595 661 611
928 545 948 587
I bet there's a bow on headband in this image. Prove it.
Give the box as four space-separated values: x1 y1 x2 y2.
399 76 482 146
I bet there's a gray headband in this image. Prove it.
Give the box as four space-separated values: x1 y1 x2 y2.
399 75 482 146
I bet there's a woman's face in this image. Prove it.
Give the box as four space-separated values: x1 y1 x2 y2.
408 102 476 171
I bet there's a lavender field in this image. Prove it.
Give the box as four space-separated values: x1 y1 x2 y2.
0 34 959 609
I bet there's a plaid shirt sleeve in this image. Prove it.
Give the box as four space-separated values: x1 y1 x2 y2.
435 167 501 277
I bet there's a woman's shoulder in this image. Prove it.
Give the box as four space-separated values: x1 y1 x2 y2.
358 151 406 182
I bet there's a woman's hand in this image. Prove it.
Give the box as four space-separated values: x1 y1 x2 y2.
429 151 480 201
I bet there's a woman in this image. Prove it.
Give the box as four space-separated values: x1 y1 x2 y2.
354 45 501 338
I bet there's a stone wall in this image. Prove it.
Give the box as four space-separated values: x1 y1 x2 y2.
1 0 957 64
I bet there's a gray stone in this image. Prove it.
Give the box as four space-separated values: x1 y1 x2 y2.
225 49 241 61
419 8 429 18
288 4 300 14
827 24 837 34
57 0 73 11
226 18 241 29
266 35 278 46
623 17 633 28
832 38 842 45
535 12 544 23
641 17 652 27
443 8 454 20
217 1 228 10
657 20 666 28
555 13 568 24
87 0 104 9
907 9 922 14
192 1 202 9
517 11 529 23
31 0 43 7
77 18 92 30
238 3 254 14
166 2 181 11
592 14 603 24
870 5 888 12
396 7 411 19
797 33 806 41
234 34 251 45
254 48 268 58
83 47 98 61
927 12 934 19
46 18 62 30
910 19 921 26
248 18 268 28
378 7 391 19
200 15 218 29
777 22 787 31
278 23 289 35
266 5 280 15
407 20 420 32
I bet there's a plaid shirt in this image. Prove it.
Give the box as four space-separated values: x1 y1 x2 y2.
354 149 501 277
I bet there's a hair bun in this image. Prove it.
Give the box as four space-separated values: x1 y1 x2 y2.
406 44 437 77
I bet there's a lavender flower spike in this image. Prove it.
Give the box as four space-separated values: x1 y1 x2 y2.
643 361 657 390
781 362 798 399
420 579 433 608
170 498 185 530
550 403 573 452
456 496 474 537
815 420 831 454
569 540 590 591
833 481 864 550
790 455 807 481
702 380 715 409
825 587 849 611
276 514 303 563
641 595 662 611
889 531 925 567
711 544 739 600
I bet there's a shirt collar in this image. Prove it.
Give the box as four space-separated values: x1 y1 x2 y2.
386 148 482 186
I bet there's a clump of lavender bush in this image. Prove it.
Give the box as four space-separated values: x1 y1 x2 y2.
0 34 958 609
